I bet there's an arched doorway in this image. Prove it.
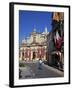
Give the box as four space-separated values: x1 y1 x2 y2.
32 52 36 59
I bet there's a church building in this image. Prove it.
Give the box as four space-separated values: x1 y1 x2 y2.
19 27 49 61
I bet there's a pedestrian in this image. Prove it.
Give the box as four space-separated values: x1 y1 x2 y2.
38 58 43 70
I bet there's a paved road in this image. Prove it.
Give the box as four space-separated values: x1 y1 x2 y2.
19 61 64 79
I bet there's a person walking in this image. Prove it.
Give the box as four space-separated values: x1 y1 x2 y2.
38 58 43 70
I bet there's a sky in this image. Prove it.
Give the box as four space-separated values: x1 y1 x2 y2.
19 10 52 44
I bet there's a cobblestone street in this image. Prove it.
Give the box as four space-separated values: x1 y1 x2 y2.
19 61 64 79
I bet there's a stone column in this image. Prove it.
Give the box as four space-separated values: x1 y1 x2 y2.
20 50 23 61
31 49 33 61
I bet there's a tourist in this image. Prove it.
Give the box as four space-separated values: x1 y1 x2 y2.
38 58 43 70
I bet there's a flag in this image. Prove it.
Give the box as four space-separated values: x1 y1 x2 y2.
54 30 63 50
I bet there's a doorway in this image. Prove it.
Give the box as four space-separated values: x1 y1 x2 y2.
51 54 58 67
32 52 36 59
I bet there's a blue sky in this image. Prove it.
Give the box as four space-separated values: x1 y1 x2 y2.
19 10 52 44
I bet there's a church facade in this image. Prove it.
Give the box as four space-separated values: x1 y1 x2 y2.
19 27 49 61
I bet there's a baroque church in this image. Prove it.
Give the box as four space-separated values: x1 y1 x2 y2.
19 27 49 61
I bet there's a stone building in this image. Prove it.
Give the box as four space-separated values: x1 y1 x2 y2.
19 27 49 61
47 12 64 69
